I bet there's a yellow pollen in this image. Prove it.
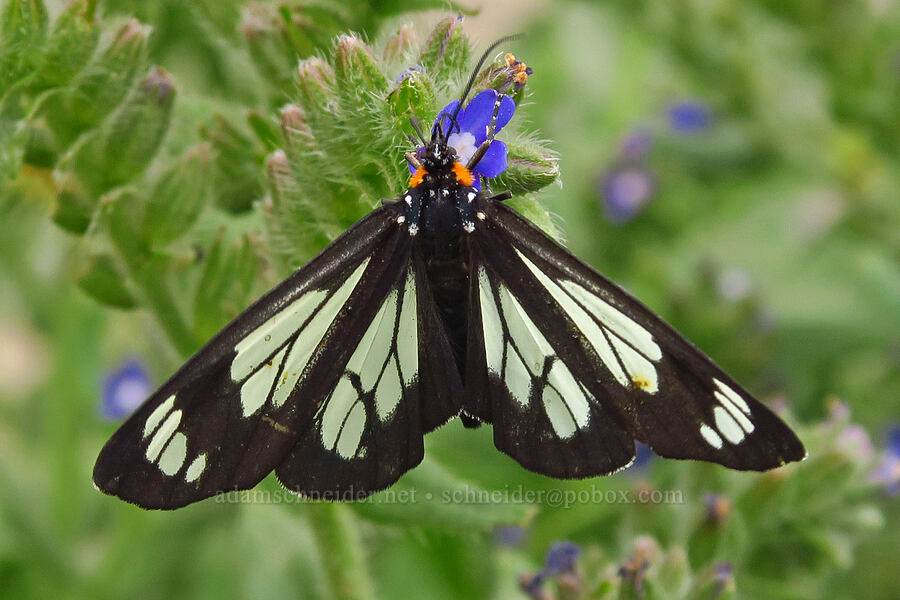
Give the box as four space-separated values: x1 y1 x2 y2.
632 376 651 390
505 53 516 66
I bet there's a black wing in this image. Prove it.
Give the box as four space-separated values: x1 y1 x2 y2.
93 205 462 509
464 200 806 478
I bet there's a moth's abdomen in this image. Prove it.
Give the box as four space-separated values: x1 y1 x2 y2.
420 233 470 379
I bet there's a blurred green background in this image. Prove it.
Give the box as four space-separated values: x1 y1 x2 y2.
1 0 898 599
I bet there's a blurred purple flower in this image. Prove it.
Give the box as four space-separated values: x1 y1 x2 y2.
410 89 516 190
601 165 656 224
627 442 655 472
716 267 754 302
871 426 900 495
493 525 528 547
619 130 654 161
668 100 712 133
101 359 151 420
703 492 732 526
543 541 581 576
713 562 734 597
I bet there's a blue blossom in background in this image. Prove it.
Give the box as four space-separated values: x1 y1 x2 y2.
713 562 734 597
493 525 528 547
100 359 152 420
519 541 582 599
668 100 712 133
601 165 656 224
871 426 900 495
411 89 516 190
626 441 655 472
618 129 654 161
543 541 581 576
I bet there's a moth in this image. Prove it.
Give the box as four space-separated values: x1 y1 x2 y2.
94 42 805 509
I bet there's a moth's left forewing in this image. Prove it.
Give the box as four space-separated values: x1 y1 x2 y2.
93 208 412 508
468 200 805 475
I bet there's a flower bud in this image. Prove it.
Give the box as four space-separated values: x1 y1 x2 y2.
296 56 335 116
142 143 211 247
51 167 94 233
242 4 293 92
99 66 175 189
389 66 435 128
200 114 263 214
0 0 49 86
47 18 148 144
334 35 386 97
493 141 559 196
76 253 137 309
418 16 469 83
382 24 416 62
280 103 312 149
32 0 98 90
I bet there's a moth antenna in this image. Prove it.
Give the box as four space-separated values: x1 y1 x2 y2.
446 33 523 143
409 117 427 146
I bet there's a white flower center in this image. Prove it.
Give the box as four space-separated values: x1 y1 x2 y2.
447 131 477 165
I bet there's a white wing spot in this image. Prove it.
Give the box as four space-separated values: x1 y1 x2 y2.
714 378 751 414
467 192 476 202
267 260 369 410
336 402 366 459
231 288 327 382
714 406 745 445
397 215 406 224
404 195 412 205
542 386 577 438
516 249 662 392
480 267 592 436
396 271 418 386
146 410 182 463
143 394 175 439
240 346 287 417
477 211 486 220
185 453 207 483
700 423 724 449
158 432 187 476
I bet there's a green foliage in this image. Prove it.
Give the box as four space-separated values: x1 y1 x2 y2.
0 1 897 600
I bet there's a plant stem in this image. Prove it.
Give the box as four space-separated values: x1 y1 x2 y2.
307 503 376 600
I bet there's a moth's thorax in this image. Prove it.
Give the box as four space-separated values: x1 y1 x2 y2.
403 141 479 238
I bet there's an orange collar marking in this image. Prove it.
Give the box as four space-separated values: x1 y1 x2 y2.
452 162 475 186
409 166 427 187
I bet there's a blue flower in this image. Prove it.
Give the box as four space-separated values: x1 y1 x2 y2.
412 89 516 189
626 441 655 472
600 165 656 224
493 525 528 547
100 359 152 420
543 541 581 576
668 100 712 133
618 129 654 161
871 425 900 495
